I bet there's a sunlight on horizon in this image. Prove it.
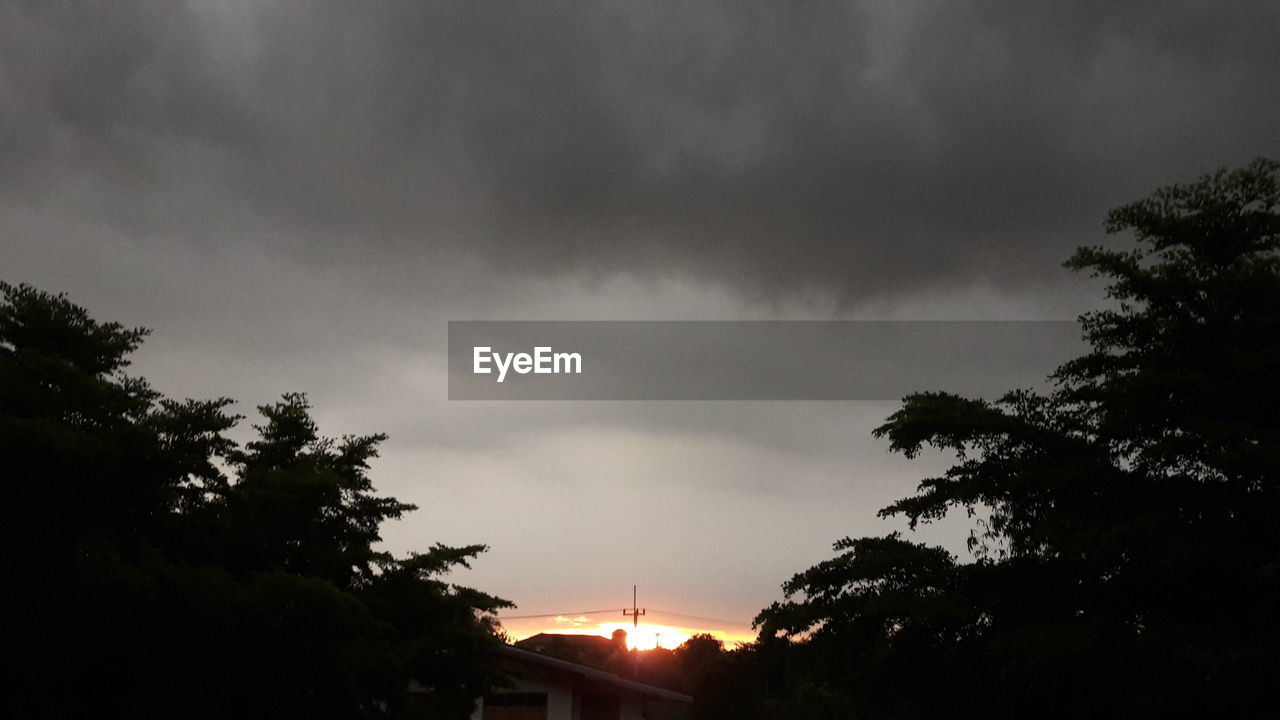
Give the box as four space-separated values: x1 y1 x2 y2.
513 620 755 650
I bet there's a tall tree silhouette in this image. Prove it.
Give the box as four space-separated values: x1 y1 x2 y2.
0 282 510 719
757 158 1280 718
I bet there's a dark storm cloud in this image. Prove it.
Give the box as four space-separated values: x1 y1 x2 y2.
3 1 1279 303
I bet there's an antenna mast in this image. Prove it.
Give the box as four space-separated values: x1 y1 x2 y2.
623 585 646 630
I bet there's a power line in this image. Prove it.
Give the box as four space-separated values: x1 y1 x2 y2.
647 609 755 628
497 608 620 620
497 606 752 627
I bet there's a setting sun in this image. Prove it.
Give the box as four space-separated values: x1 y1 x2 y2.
513 620 754 651
498 603 759 651
579 622 690 651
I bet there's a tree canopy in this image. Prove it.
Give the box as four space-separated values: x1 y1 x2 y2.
0 282 511 719
756 158 1280 718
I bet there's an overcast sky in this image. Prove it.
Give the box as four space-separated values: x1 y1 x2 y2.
3 1 1279 642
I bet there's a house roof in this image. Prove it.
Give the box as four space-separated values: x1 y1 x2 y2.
494 644 692 703
518 632 615 650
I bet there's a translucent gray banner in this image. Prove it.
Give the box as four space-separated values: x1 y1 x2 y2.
447 321 1082 401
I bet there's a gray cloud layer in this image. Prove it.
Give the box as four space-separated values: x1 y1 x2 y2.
5 1 1278 304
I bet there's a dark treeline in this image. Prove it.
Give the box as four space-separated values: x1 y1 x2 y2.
582 158 1280 719
4 158 1278 719
708 158 1280 718
0 283 512 718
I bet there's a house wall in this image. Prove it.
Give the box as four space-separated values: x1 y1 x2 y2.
470 661 685 720
618 692 646 720
576 691 618 720
471 674 574 720
576 689 646 720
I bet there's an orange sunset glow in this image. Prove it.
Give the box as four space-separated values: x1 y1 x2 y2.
505 617 756 651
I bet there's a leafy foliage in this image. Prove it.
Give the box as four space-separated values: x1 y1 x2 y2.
0 281 510 719
755 158 1280 718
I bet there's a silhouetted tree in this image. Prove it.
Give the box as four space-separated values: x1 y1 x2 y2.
0 282 510 719
631 634 781 720
756 158 1280 718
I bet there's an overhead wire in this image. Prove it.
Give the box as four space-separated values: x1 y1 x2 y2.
496 607 752 627
497 608 620 620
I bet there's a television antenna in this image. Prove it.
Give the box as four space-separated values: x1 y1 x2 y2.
623 585 646 630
